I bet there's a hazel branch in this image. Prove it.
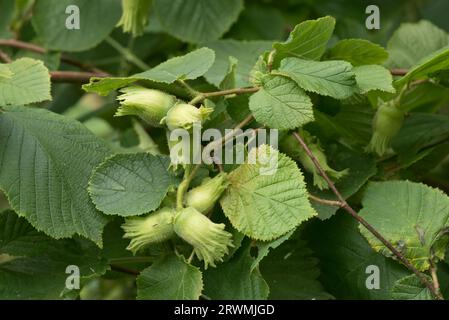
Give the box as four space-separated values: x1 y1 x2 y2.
292 131 443 300
0 38 110 75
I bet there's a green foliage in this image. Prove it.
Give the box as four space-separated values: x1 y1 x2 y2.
204 40 272 87
277 58 357 99
249 75 314 130
260 234 333 300
32 0 122 51
353 65 395 94
153 0 244 43
0 106 110 245
386 20 449 69
2 1 449 301
137 254 203 300
203 241 269 300
0 210 108 299
88 153 176 216
0 58 51 105
83 47 215 95
220 145 316 241
359 181 449 271
307 214 410 300
391 275 434 300
273 16 335 63
327 39 389 66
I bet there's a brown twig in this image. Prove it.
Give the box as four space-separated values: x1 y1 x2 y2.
429 259 442 298
390 68 409 76
309 194 344 207
190 87 260 105
0 39 110 75
292 131 443 300
50 71 105 83
110 264 139 276
202 115 255 157
0 49 12 63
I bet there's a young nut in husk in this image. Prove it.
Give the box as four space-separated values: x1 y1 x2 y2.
367 100 405 156
117 0 152 36
173 207 233 269
116 86 176 127
185 173 229 213
281 130 348 190
122 207 176 254
164 103 213 131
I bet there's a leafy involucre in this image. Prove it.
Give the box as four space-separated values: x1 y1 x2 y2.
354 65 395 94
83 48 215 96
88 153 175 217
359 181 449 271
249 75 313 130
0 210 108 299
32 0 121 52
391 275 433 300
0 106 110 245
0 58 51 106
137 254 203 300
273 16 335 62
220 145 317 241
154 0 244 43
327 39 389 66
278 58 357 100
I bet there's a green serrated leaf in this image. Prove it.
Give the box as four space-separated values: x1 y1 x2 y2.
273 16 335 63
0 106 110 245
387 20 449 69
354 65 395 94
32 0 121 52
306 214 410 300
278 58 357 100
395 45 449 87
391 274 434 300
204 40 272 88
251 230 293 271
249 75 314 130
314 104 374 147
0 64 12 78
137 254 203 300
154 0 244 43
359 181 449 271
393 113 449 155
133 47 215 83
83 48 215 96
88 153 176 217
203 241 269 300
220 145 316 241
327 39 389 66
0 210 108 299
260 234 333 300
0 58 51 106
219 56 238 90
